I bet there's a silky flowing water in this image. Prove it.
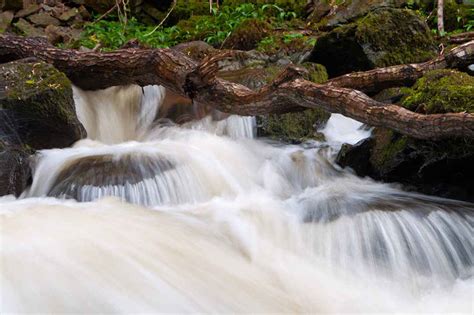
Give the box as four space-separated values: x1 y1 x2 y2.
1 85 472 313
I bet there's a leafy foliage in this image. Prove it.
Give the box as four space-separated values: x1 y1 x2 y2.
76 3 298 50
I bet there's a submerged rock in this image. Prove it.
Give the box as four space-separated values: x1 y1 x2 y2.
48 153 176 203
308 8 437 77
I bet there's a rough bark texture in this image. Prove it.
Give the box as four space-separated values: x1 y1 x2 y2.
326 40 474 94
1 34 473 140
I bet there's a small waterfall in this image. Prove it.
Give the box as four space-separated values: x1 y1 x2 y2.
320 113 372 147
2 84 473 313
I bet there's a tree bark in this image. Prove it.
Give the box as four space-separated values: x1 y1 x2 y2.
327 40 474 94
1 35 473 140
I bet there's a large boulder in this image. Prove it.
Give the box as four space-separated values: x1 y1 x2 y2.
0 60 86 196
336 70 474 202
307 8 437 77
0 60 85 149
307 0 406 28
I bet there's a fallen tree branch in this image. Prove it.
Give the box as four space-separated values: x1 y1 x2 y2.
438 31 474 44
327 40 474 94
0 35 473 140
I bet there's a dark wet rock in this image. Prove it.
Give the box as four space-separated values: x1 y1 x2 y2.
48 154 175 201
336 129 474 202
13 18 45 37
337 69 474 202
83 0 115 13
0 141 32 197
337 139 375 177
0 11 13 33
27 12 60 27
0 0 22 11
307 8 437 77
0 60 86 150
78 5 91 20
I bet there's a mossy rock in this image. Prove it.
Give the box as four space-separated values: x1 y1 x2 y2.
300 62 328 83
337 127 474 201
336 69 474 201
308 8 437 77
0 60 86 150
258 108 330 143
401 69 474 114
307 0 407 28
257 32 317 57
223 18 272 50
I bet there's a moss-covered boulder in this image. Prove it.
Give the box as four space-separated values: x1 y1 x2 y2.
258 109 330 142
401 69 474 114
0 60 86 150
0 60 86 196
223 18 271 50
257 32 317 59
255 64 330 143
337 70 474 202
307 0 407 28
308 8 437 77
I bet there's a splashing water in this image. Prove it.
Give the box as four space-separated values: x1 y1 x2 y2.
1 85 473 313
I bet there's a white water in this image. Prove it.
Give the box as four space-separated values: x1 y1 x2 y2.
1 85 473 313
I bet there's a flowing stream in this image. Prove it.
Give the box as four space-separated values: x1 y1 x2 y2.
1 85 472 313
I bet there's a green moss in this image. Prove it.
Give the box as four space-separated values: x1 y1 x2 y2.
257 32 316 55
224 18 271 50
259 108 331 142
370 129 409 169
301 63 328 84
355 8 437 67
1 61 78 129
401 69 474 114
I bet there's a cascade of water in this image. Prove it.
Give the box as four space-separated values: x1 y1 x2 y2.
320 113 372 148
2 84 473 313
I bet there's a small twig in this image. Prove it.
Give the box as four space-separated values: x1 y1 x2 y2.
92 3 118 24
144 0 177 37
